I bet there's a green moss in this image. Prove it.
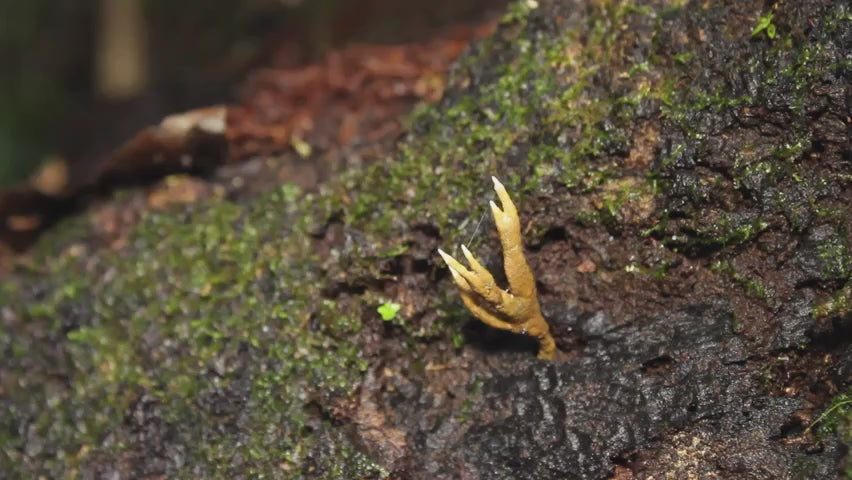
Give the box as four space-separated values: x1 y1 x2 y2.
337 0 662 248
652 1 849 254
813 281 852 320
805 387 852 477
750 11 777 40
817 235 852 281
711 260 769 300
500 0 539 25
1 184 376 476
457 377 483 424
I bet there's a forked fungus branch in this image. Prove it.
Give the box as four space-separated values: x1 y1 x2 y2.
439 177 555 359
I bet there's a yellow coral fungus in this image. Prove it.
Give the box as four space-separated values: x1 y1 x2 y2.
438 177 555 359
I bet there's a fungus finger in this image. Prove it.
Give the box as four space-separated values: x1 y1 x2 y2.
438 249 475 279
459 245 493 284
522 315 550 339
458 292 518 333
534 328 556 359
440 177 556 360
488 199 519 243
489 181 536 299
438 248 485 292
503 250 537 299
457 244 516 311
498 294 533 319
491 176 518 218
445 263 474 294
460 245 503 304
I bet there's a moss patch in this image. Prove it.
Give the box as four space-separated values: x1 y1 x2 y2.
1 185 383 477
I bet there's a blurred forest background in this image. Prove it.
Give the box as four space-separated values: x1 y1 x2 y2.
0 0 506 189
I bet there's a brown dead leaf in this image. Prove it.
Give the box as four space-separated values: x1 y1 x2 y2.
7 215 42 232
576 259 597 273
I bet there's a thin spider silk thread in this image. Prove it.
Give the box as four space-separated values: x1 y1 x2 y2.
465 210 488 247
465 183 500 247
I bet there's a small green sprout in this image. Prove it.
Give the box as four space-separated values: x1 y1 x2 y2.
804 392 852 436
673 51 694 65
377 302 402 321
290 136 312 158
751 11 776 39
